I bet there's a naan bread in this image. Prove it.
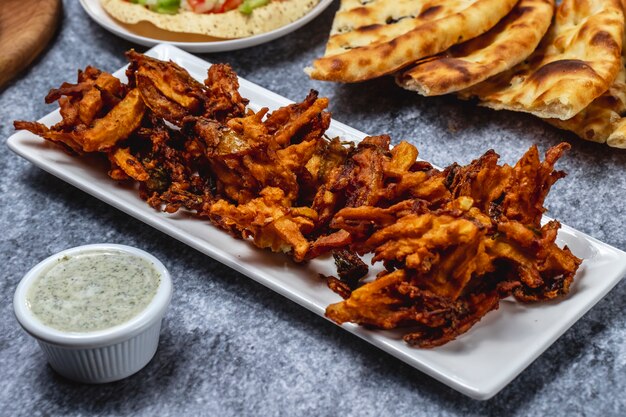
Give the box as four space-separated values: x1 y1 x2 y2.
569 107 626 148
305 0 519 82
397 0 555 96
543 1 626 148
101 0 319 39
544 59 626 147
606 118 626 147
461 0 624 120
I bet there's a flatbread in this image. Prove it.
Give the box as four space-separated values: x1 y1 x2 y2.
544 59 626 146
606 118 626 147
461 0 624 120
396 0 555 96
101 0 319 39
305 0 519 82
543 0 626 148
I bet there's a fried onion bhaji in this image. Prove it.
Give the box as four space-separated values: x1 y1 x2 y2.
327 144 581 347
14 51 582 348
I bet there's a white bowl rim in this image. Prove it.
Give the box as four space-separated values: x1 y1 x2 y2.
13 243 172 348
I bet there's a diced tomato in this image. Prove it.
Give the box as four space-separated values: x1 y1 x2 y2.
186 0 204 11
186 0 242 13
217 0 243 12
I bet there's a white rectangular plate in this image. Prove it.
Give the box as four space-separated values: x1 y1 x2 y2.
8 44 626 400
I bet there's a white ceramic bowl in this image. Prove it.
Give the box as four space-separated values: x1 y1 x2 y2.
13 243 172 383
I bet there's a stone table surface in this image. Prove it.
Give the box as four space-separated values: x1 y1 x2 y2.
1 1 626 416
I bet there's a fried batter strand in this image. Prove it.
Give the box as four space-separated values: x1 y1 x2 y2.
325 145 581 346
14 51 582 348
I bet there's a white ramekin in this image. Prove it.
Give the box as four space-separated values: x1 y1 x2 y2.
13 243 172 383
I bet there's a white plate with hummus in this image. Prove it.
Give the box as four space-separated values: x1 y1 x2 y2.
7 44 626 400
79 0 334 52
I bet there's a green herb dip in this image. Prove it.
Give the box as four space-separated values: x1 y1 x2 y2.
26 250 161 332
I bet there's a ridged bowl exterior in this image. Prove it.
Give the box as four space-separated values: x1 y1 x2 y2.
14 244 172 384
36 319 162 383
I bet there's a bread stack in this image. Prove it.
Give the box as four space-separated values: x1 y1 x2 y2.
307 0 626 148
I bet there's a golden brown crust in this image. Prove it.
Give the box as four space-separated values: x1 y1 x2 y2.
397 0 555 96
306 0 519 82
544 59 626 145
543 11 626 150
607 118 626 147
547 101 626 149
461 0 625 120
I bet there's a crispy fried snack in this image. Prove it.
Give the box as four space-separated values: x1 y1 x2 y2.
14 52 582 348
326 146 581 347
14 67 134 154
126 50 249 124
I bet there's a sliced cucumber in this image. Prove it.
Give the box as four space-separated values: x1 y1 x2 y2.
239 0 269 15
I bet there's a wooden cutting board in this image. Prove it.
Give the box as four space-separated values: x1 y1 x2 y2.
0 0 62 89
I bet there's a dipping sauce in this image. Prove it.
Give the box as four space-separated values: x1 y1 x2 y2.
26 250 161 332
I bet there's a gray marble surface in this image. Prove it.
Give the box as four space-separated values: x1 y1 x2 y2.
1 1 626 416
